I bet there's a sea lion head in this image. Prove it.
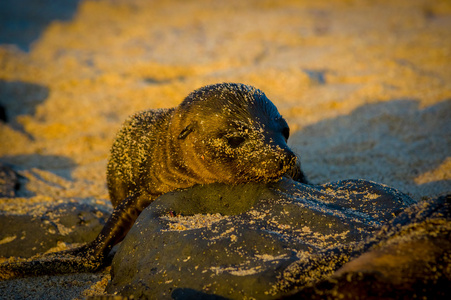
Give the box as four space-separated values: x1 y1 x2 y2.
171 83 298 184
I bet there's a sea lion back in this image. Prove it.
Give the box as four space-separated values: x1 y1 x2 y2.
107 108 174 207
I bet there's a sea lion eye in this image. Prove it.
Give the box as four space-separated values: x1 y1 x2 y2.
178 123 196 140
227 136 246 148
282 127 290 141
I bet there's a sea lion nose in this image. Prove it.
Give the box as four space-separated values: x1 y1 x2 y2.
265 132 295 157
273 142 297 171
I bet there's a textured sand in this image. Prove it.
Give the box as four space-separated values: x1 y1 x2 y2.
0 0 450 298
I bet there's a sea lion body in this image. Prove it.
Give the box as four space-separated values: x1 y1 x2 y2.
89 83 307 261
0 83 307 277
107 83 306 207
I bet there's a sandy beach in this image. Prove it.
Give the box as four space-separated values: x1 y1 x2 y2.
0 0 450 298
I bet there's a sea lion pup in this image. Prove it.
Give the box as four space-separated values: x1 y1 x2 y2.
0 82 308 278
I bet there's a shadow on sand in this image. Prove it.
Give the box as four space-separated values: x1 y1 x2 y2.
0 80 49 139
291 98 451 198
0 0 81 51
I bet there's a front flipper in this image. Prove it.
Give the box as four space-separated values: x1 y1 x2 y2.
81 191 149 259
0 247 104 280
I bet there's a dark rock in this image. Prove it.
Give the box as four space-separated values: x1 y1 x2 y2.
0 164 20 198
107 177 412 299
0 202 110 258
283 195 451 299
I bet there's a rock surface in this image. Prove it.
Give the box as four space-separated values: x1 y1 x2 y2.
0 164 19 198
108 178 413 299
0 202 110 258
284 195 451 299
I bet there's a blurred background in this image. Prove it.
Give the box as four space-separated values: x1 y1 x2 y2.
0 0 450 202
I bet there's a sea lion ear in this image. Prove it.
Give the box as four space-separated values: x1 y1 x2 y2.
178 123 196 139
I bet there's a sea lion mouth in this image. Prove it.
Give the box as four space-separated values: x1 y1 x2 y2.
230 145 298 183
